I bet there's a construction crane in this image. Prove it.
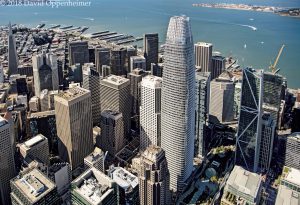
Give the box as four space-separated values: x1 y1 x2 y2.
269 44 285 74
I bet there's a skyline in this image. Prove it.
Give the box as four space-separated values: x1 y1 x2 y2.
0 1 300 204
1 0 299 88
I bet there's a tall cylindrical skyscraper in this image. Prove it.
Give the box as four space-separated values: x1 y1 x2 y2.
161 16 195 192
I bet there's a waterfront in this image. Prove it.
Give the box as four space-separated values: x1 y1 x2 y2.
0 0 300 88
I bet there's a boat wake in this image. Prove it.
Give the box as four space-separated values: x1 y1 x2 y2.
83 17 95 21
238 24 257 31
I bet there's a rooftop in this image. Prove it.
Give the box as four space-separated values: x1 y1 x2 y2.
282 166 300 187
196 71 211 78
195 41 213 47
108 166 138 191
22 134 47 150
141 75 162 88
129 68 146 76
226 166 261 198
102 75 129 86
30 110 55 118
12 168 56 203
101 110 123 120
56 87 90 101
212 55 226 60
72 167 116 205
130 55 145 60
142 145 165 163
275 185 300 205
288 132 300 142
84 147 105 164
0 116 8 127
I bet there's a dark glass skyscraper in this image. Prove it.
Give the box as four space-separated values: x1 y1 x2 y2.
68 41 89 66
143 33 159 71
235 68 263 172
161 16 195 192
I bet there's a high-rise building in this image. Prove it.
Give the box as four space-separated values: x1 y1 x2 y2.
48 162 72 197
69 63 83 83
143 33 159 71
211 55 225 80
10 168 60 205
140 75 162 151
126 46 137 74
108 166 139 205
195 72 211 158
292 107 300 132
258 113 275 172
233 82 242 119
235 68 264 173
263 72 284 127
82 63 101 126
100 75 131 134
130 56 146 72
209 77 235 124
137 145 170 205
19 134 50 165
84 147 106 173
102 65 111 78
8 22 18 76
161 16 195 192
32 52 59 97
0 115 16 205
88 47 95 63
127 68 147 118
17 64 33 77
194 42 213 72
71 167 119 205
151 63 163 77
110 47 126 75
40 89 49 111
68 41 89 66
54 87 94 169
28 110 58 154
285 132 300 170
99 110 125 156
15 75 28 95
95 47 110 74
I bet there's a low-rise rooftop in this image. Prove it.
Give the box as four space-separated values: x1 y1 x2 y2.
11 168 56 203
282 166 300 187
72 167 116 205
226 166 261 199
21 134 47 150
108 166 138 191
275 185 300 205
84 147 105 165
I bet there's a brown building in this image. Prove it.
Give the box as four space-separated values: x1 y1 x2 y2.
54 87 94 169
